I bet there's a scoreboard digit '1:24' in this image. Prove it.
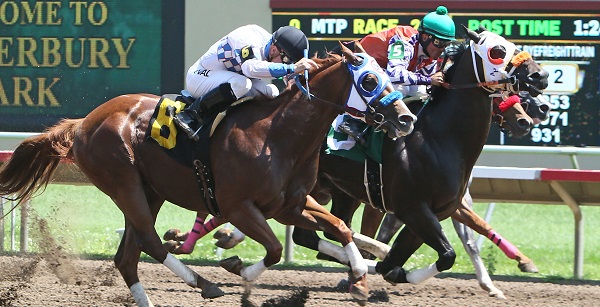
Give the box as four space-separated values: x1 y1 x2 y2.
273 10 600 147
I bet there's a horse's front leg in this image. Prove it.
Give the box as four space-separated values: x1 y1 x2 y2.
218 200 282 283
276 195 369 305
162 213 239 254
453 192 538 273
452 217 506 299
376 201 456 285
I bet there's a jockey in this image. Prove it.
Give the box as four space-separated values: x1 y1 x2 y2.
174 24 319 140
337 6 456 143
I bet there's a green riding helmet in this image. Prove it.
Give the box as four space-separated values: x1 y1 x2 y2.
419 6 456 41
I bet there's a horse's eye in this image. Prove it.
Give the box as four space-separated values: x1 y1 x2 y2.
361 74 378 92
488 45 506 64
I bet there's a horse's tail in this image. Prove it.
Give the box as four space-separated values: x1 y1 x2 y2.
0 118 83 204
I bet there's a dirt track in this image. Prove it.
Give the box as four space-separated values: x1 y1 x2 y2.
1 253 599 307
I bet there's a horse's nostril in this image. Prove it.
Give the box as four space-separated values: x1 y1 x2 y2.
540 104 550 113
518 118 533 128
398 114 415 125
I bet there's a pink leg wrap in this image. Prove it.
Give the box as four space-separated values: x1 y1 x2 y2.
487 230 518 259
180 217 221 252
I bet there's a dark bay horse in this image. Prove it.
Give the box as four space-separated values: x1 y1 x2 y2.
294 27 548 286
0 45 416 306
310 93 545 299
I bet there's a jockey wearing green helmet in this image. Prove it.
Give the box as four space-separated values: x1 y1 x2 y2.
418 6 455 56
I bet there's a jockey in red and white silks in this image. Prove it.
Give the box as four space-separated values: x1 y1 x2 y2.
360 26 440 97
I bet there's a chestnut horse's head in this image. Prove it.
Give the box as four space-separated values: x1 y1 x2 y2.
335 42 416 139
492 94 534 137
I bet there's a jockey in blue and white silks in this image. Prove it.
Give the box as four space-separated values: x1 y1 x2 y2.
185 24 317 100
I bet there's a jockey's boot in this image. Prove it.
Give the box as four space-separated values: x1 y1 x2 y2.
338 117 368 146
174 83 236 141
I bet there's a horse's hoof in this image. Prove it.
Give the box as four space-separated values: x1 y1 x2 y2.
174 245 194 255
201 283 225 299
213 227 233 239
480 283 507 300
359 249 376 260
489 289 507 300
214 228 245 249
163 228 180 241
162 240 179 253
382 267 407 285
348 274 369 306
518 261 539 273
162 240 194 255
335 278 351 292
163 228 188 241
219 255 243 276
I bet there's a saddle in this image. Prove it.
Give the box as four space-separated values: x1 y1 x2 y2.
146 91 253 217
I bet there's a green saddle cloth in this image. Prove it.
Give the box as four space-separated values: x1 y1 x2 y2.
324 116 385 164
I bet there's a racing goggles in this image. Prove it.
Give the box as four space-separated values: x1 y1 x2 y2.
431 36 451 48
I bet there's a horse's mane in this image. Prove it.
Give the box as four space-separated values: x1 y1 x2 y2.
442 39 469 83
279 54 343 94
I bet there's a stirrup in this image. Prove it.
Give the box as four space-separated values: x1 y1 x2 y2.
339 121 367 146
173 113 202 141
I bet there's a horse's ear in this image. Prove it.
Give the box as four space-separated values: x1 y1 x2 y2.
340 41 362 65
462 24 481 43
354 41 367 53
339 41 351 54
477 25 487 34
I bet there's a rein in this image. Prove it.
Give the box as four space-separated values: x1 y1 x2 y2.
294 59 376 118
441 76 517 90
440 44 525 92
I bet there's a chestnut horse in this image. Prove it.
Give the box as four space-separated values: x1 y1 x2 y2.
293 27 548 286
0 45 415 306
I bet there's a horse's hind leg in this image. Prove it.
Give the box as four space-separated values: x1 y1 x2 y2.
276 196 369 305
115 220 153 306
375 213 405 244
91 171 223 303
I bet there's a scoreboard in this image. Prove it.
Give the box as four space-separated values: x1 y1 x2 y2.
272 6 600 147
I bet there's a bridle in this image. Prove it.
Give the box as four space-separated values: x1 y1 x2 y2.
439 51 528 93
490 93 523 135
294 54 405 129
439 29 534 95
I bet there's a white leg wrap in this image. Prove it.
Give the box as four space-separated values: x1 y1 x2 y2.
352 232 391 260
469 251 505 298
163 253 197 287
318 240 349 265
364 259 378 274
406 263 439 284
240 260 268 282
345 242 368 278
130 282 154 307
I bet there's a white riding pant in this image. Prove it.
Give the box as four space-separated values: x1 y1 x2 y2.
185 64 279 100
393 84 427 97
